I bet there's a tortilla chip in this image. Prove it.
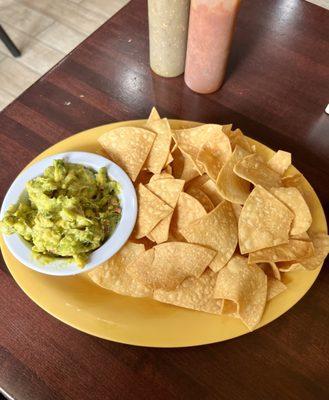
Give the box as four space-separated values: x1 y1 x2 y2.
200 179 223 206
126 242 217 290
196 129 231 181
270 187 312 235
187 174 210 189
181 201 238 272
134 184 173 239
181 155 201 181
239 186 294 254
282 173 303 188
232 204 242 221
130 236 155 250
88 242 151 297
282 172 306 200
267 278 287 301
258 262 281 280
171 140 178 151
222 124 232 135
147 178 185 208
291 232 310 241
248 239 314 264
144 118 172 174
220 299 238 315
269 262 281 280
172 124 223 172
98 127 155 181
281 173 313 214
214 255 267 331
234 153 282 189
145 107 160 126
267 150 291 176
149 172 174 182
277 263 305 272
279 233 329 271
146 178 185 243
186 186 214 212
171 192 207 238
146 212 174 244
146 231 155 242
216 145 250 204
165 165 172 174
223 127 252 152
171 149 200 182
153 269 222 314
165 152 174 166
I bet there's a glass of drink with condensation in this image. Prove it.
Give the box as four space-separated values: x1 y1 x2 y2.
148 0 190 78
184 0 241 94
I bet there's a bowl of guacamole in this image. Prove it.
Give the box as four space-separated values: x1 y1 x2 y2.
0 152 137 275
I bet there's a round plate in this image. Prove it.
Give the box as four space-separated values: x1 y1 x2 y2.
1 120 327 347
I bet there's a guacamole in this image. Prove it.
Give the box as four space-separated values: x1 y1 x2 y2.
0 160 121 267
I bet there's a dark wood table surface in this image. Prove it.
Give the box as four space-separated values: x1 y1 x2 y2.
1 0 329 399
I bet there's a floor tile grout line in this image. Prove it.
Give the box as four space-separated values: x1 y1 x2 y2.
37 20 88 41
36 37 85 56
0 87 16 101
0 19 68 59
0 54 40 98
71 3 116 20
0 0 128 42
0 0 20 11
1 52 59 78
64 0 131 33
0 1 55 38
77 2 124 19
0 13 123 66
0 17 104 82
0 18 89 54
0 84 17 97
0 52 42 81
33 19 57 38
19 0 109 31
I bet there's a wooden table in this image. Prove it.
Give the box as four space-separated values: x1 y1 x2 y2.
0 1 328 399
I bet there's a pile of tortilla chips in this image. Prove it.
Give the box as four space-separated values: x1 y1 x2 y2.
90 107 329 331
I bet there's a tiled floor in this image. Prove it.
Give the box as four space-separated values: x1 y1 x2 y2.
0 0 130 110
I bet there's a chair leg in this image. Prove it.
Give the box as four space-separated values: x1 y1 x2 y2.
0 25 21 57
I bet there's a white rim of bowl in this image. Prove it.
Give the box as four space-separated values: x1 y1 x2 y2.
0 152 138 276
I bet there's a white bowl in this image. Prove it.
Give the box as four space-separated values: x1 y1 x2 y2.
0 152 138 276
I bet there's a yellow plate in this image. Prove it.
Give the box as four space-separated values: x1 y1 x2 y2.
0 120 327 347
